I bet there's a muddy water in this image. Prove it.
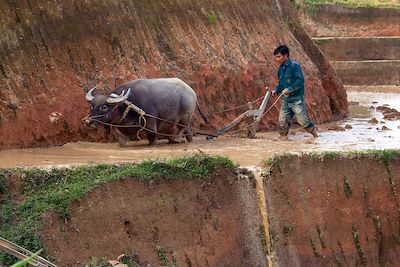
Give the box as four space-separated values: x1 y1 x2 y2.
304 91 400 152
1 91 400 168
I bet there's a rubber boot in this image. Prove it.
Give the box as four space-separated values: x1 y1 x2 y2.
309 127 319 138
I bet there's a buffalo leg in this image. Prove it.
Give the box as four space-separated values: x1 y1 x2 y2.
168 127 180 143
146 118 158 145
104 125 111 140
114 127 128 147
168 138 180 144
183 121 194 142
147 133 157 145
184 127 193 142
169 127 184 144
165 124 180 143
178 117 193 143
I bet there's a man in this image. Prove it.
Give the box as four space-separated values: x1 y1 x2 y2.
271 45 318 139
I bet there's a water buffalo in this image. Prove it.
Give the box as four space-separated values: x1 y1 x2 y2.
85 78 207 146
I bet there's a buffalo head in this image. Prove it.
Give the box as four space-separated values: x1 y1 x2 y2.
84 87 131 126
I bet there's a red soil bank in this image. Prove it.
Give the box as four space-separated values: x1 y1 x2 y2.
264 154 400 266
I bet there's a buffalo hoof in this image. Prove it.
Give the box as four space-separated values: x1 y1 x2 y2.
148 139 157 145
118 141 128 147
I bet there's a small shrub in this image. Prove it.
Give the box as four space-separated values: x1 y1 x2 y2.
206 12 218 24
283 224 293 236
86 257 111 267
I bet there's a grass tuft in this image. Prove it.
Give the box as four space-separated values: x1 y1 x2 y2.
302 0 400 9
312 37 335 44
262 153 293 177
206 12 218 24
0 170 7 197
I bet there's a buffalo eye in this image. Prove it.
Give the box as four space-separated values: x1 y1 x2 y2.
99 105 108 113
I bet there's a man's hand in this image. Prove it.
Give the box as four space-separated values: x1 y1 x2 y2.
282 88 290 96
271 90 276 97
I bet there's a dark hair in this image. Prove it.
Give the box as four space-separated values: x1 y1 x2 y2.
274 45 289 57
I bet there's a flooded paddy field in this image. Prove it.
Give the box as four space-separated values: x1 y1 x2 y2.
1 90 399 168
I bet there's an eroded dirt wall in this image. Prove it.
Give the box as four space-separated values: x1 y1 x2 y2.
264 154 400 266
301 4 400 37
41 168 266 266
0 0 347 149
314 37 400 61
331 60 400 86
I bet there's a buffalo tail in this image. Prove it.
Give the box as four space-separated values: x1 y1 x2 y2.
196 101 208 123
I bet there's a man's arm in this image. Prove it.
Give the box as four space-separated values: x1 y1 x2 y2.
286 63 304 94
274 69 284 94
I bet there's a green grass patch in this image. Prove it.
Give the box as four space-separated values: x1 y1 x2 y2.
262 153 293 177
282 224 293 236
302 0 400 9
343 176 353 197
156 246 177 267
312 37 335 44
206 12 218 24
0 169 7 196
0 153 236 265
263 149 400 177
345 149 400 167
86 257 111 267
306 149 400 163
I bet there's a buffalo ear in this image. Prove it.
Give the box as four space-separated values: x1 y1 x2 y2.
85 86 96 101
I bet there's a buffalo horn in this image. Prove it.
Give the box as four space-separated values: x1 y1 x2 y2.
85 86 96 101
109 90 124 98
106 88 131 104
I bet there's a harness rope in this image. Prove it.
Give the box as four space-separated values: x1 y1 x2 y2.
208 95 265 116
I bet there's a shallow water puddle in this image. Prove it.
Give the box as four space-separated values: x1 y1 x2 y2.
304 91 400 152
1 91 400 168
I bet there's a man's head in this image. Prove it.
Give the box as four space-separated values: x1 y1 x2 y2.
274 45 289 65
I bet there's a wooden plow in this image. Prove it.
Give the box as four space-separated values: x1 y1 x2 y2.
207 90 272 139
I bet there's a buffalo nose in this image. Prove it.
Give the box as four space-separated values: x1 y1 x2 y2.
82 116 92 126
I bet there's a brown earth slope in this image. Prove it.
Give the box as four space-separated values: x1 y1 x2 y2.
0 0 347 149
41 168 266 266
264 154 400 266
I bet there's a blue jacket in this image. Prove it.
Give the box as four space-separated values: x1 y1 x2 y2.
274 58 305 102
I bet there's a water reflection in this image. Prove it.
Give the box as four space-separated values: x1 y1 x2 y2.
304 91 400 152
